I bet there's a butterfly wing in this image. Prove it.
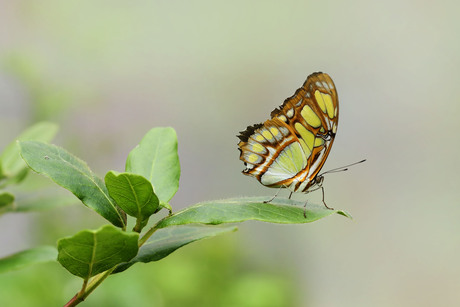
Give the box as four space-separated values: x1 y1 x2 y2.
238 72 338 192
238 117 308 188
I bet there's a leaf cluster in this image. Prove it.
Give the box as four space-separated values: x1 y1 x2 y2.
0 124 350 306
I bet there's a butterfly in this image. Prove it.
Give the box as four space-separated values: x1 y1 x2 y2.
237 72 338 208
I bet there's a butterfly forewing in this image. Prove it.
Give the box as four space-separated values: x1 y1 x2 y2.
238 72 338 193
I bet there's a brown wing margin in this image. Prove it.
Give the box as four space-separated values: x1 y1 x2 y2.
300 72 339 189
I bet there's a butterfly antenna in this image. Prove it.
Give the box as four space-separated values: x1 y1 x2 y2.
319 159 366 176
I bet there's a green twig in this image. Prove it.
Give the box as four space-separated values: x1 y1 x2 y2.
64 267 117 307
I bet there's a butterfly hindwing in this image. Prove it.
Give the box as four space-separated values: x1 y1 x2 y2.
238 72 338 193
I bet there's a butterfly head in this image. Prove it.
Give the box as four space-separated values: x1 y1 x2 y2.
302 175 324 193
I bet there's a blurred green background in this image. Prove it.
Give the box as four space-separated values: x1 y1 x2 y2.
1 1 459 306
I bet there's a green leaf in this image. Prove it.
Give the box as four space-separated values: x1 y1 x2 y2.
57 225 139 279
0 122 58 180
156 197 352 228
158 201 172 213
114 225 237 273
0 191 15 211
126 127 180 203
0 246 57 274
105 171 159 231
18 141 126 228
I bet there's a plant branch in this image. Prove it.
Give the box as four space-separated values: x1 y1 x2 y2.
138 217 167 247
64 267 117 306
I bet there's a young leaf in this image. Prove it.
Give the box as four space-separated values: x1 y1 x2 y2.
57 225 139 279
0 246 57 274
114 225 237 273
126 127 180 203
156 197 352 228
105 171 159 231
0 122 58 180
18 141 126 228
158 201 172 213
0 191 15 212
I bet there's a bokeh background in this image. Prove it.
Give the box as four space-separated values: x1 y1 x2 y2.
1 1 459 306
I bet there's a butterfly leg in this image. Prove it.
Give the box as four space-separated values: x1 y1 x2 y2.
288 192 293 200
303 200 308 218
321 186 334 210
264 187 282 203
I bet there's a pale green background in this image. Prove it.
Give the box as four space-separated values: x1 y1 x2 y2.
1 1 459 306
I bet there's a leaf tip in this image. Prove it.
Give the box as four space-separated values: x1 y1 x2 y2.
336 210 353 219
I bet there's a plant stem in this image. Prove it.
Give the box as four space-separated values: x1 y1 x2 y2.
138 217 165 246
78 279 88 297
133 217 143 233
63 294 81 307
63 267 117 306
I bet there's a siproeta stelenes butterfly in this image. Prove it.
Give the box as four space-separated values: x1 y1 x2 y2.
238 72 338 206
